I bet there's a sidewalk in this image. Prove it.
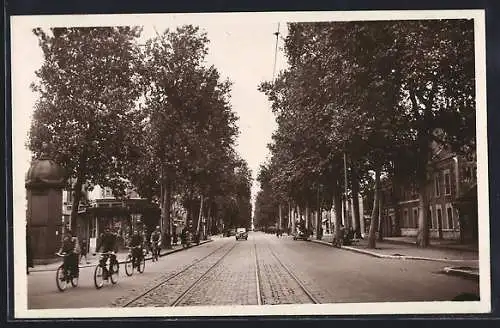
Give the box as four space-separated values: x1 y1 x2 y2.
382 236 478 253
29 239 213 273
312 234 478 261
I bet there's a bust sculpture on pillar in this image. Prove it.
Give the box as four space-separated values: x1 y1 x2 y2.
25 142 65 263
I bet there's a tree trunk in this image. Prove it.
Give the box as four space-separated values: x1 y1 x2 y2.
368 169 381 249
161 181 172 248
332 184 343 244
377 193 384 242
416 181 430 248
437 206 443 240
305 204 310 231
316 210 322 240
69 175 84 234
278 204 282 231
197 195 204 236
207 202 212 238
351 167 362 238
295 205 301 233
343 152 350 231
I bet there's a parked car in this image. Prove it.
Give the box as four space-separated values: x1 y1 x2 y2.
224 228 236 237
266 226 276 234
293 229 310 241
235 228 248 240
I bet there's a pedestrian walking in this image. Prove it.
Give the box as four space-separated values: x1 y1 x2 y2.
172 230 178 245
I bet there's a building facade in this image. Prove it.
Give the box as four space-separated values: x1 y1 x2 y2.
62 184 163 251
379 147 477 242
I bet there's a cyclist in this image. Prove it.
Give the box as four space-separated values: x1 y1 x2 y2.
94 227 118 279
57 229 80 278
150 226 162 259
129 228 144 270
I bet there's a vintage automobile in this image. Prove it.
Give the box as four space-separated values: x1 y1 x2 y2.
293 229 310 241
223 228 236 237
235 228 248 240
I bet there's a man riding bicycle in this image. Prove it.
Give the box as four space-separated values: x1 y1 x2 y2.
150 226 162 258
129 228 144 269
58 229 80 278
94 227 118 278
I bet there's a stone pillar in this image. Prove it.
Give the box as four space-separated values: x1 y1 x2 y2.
25 148 65 263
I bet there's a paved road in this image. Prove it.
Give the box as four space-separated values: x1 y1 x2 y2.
27 232 479 309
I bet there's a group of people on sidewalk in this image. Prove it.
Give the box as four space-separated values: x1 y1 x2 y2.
26 224 163 275
26 223 204 275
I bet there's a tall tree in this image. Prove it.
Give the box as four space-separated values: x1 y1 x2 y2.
127 25 241 246
29 27 143 232
259 20 474 248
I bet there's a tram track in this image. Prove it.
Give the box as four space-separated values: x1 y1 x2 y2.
169 242 238 307
253 237 263 305
123 241 237 307
254 235 320 305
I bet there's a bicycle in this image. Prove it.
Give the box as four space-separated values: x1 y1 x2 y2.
125 246 146 276
93 251 119 289
55 252 79 292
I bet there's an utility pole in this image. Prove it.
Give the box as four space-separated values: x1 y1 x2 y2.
273 22 282 234
273 22 280 81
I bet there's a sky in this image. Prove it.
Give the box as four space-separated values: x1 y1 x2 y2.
11 13 291 217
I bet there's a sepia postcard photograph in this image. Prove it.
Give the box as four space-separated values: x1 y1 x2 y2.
9 10 490 319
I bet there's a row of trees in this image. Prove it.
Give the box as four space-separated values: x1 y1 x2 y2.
255 20 475 248
29 26 252 246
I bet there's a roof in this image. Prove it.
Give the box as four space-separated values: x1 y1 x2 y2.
25 158 65 188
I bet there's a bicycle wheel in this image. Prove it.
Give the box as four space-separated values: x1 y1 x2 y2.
56 265 67 292
94 265 104 289
110 260 119 284
71 272 79 287
138 256 146 273
125 254 134 276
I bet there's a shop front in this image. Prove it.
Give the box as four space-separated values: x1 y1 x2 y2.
78 199 160 251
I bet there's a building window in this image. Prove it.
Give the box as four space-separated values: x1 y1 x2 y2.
446 205 454 229
428 207 433 229
444 170 452 195
101 187 113 198
434 174 440 197
412 207 419 228
436 207 443 230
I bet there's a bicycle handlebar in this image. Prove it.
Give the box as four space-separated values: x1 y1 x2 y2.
55 252 71 257
93 251 116 255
